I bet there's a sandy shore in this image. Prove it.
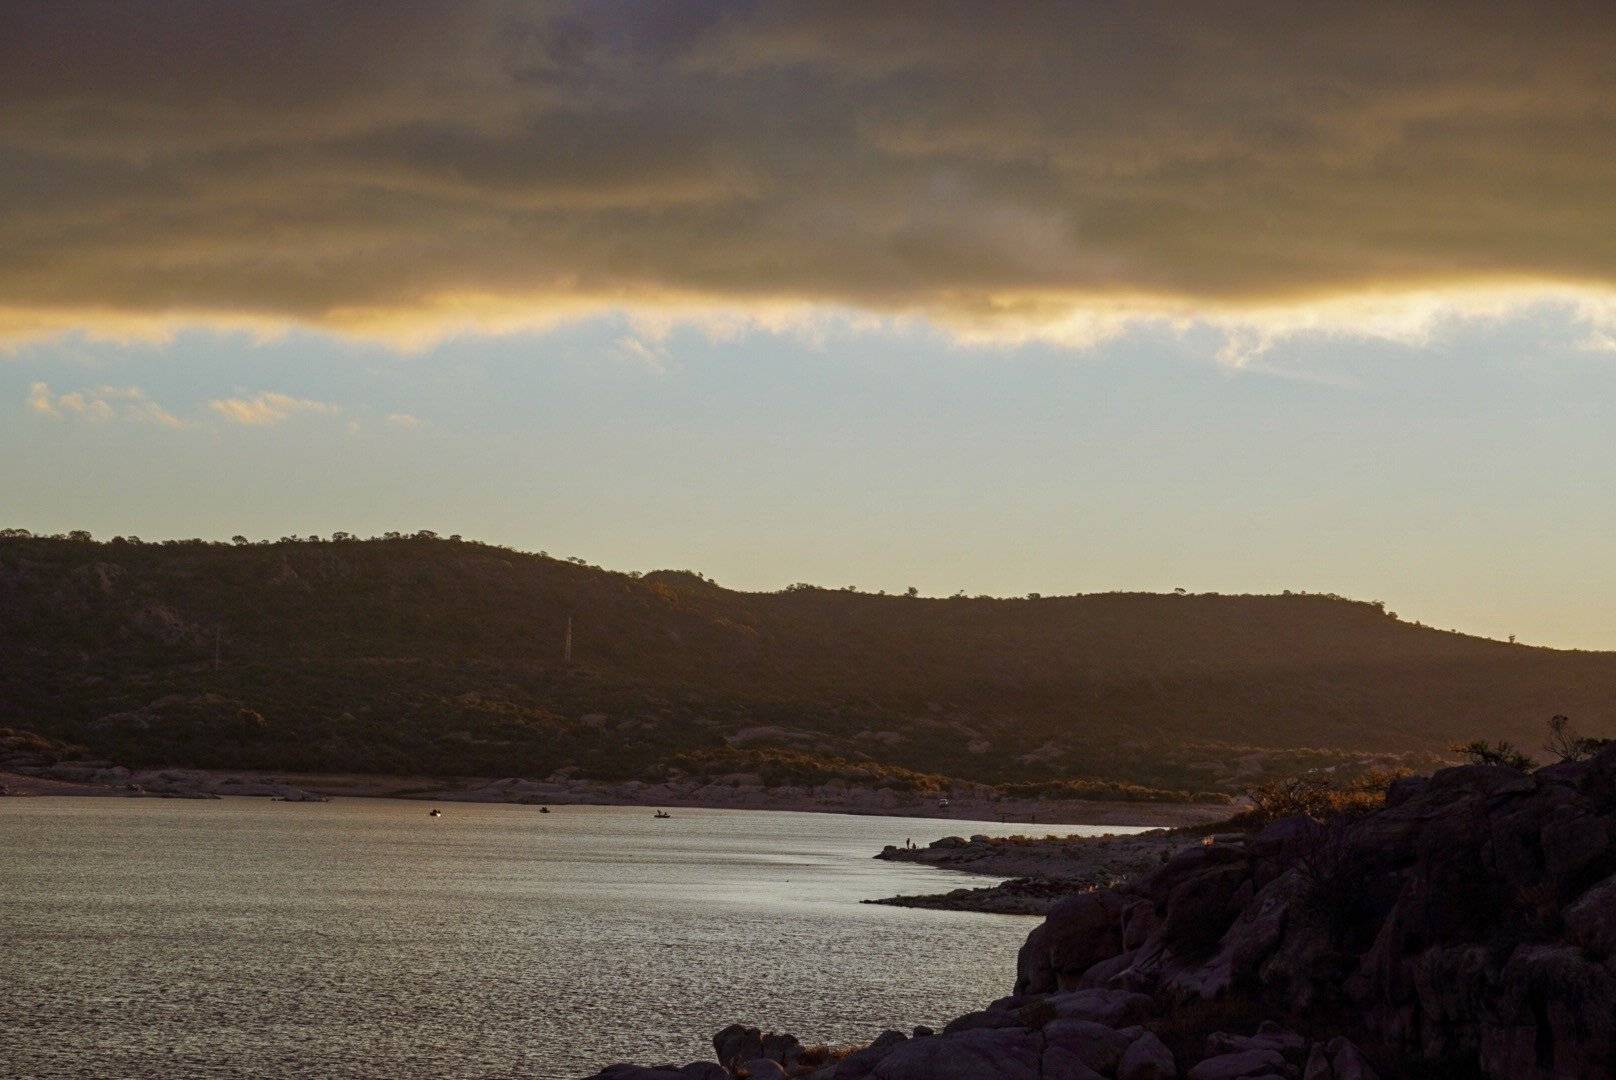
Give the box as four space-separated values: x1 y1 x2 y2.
0 765 1230 828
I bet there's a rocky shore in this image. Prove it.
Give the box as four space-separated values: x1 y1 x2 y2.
866 830 1210 914
583 745 1616 1078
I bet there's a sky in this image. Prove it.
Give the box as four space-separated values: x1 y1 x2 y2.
5 3 1616 647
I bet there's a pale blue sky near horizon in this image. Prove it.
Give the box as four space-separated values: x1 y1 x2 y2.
6 301 1616 651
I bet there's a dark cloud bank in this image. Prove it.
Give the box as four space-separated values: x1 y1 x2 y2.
3 1 1614 338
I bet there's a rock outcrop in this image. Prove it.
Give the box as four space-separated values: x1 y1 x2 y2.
1013 748 1616 1078
583 749 1616 1079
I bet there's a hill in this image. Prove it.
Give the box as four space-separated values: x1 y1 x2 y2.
2 529 1611 797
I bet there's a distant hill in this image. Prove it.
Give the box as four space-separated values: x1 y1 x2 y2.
2 529 1611 797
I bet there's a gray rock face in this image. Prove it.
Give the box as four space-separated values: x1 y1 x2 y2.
759 1032 805 1068
738 1059 786 1080
1041 1018 1132 1073
1185 1046 1292 1079
1046 989 1155 1028
1117 1031 1176 1080
831 1031 908 1080
1564 872 1616 957
1206 1023 1305 1061
1011 747 1616 1077
713 1025 763 1069
1015 890 1133 994
1302 1038 1378 1080
868 1027 1041 1080
675 1066 727 1080
1036 1046 1105 1079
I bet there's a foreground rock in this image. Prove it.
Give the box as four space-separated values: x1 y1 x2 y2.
585 747 1616 1078
1012 748 1616 1077
580 1009 1372 1080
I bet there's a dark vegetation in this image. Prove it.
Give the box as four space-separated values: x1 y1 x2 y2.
4 529 1610 796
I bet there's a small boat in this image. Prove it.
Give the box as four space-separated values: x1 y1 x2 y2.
427 808 441 817
538 805 551 814
653 810 672 819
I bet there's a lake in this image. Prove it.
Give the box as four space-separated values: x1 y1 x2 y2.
0 797 1144 1079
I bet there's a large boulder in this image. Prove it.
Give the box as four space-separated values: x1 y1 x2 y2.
830 1031 907 1080
1185 1046 1292 1079
1015 890 1135 995
1565 873 1616 957
1478 944 1616 1079
1040 1019 1133 1074
1302 1037 1379 1080
1117 1031 1176 1080
713 1025 762 1069
868 1027 1041 1080
1046 988 1155 1027
759 1032 805 1068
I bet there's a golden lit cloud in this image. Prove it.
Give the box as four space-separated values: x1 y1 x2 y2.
2 3 1615 346
208 392 341 426
27 382 184 426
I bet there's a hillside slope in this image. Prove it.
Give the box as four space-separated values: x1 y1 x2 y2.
2 531 1611 794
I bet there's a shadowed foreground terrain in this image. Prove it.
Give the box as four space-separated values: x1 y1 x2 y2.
586 746 1616 1079
2 531 1611 797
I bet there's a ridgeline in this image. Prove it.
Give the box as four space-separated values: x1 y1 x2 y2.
2 530 1610 799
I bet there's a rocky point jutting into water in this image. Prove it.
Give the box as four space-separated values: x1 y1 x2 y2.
866 830 1204 915
583 745 1616 1079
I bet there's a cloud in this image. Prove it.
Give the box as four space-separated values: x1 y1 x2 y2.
26 382 183 426
26 381 56 415
2 3 1616 346
613 335 669 372
385 412 422 429
208 391 340 425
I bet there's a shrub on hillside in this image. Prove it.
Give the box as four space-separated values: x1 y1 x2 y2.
1232 768 1409 829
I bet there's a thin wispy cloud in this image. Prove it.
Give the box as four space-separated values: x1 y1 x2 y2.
208 391 340 426
1 4 1614 347
613 335 670 373
27 382 183 427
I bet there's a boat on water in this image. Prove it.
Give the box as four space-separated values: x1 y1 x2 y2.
653 810 672 819
427 808 441 817
538 805 551 813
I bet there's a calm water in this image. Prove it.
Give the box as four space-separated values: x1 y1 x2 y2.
0 797 1141 1079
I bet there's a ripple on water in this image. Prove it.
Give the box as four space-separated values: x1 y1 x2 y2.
0 798 1147 1079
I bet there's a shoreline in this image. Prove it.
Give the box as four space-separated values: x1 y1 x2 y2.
863 827 1208 914
0 765 1230 828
